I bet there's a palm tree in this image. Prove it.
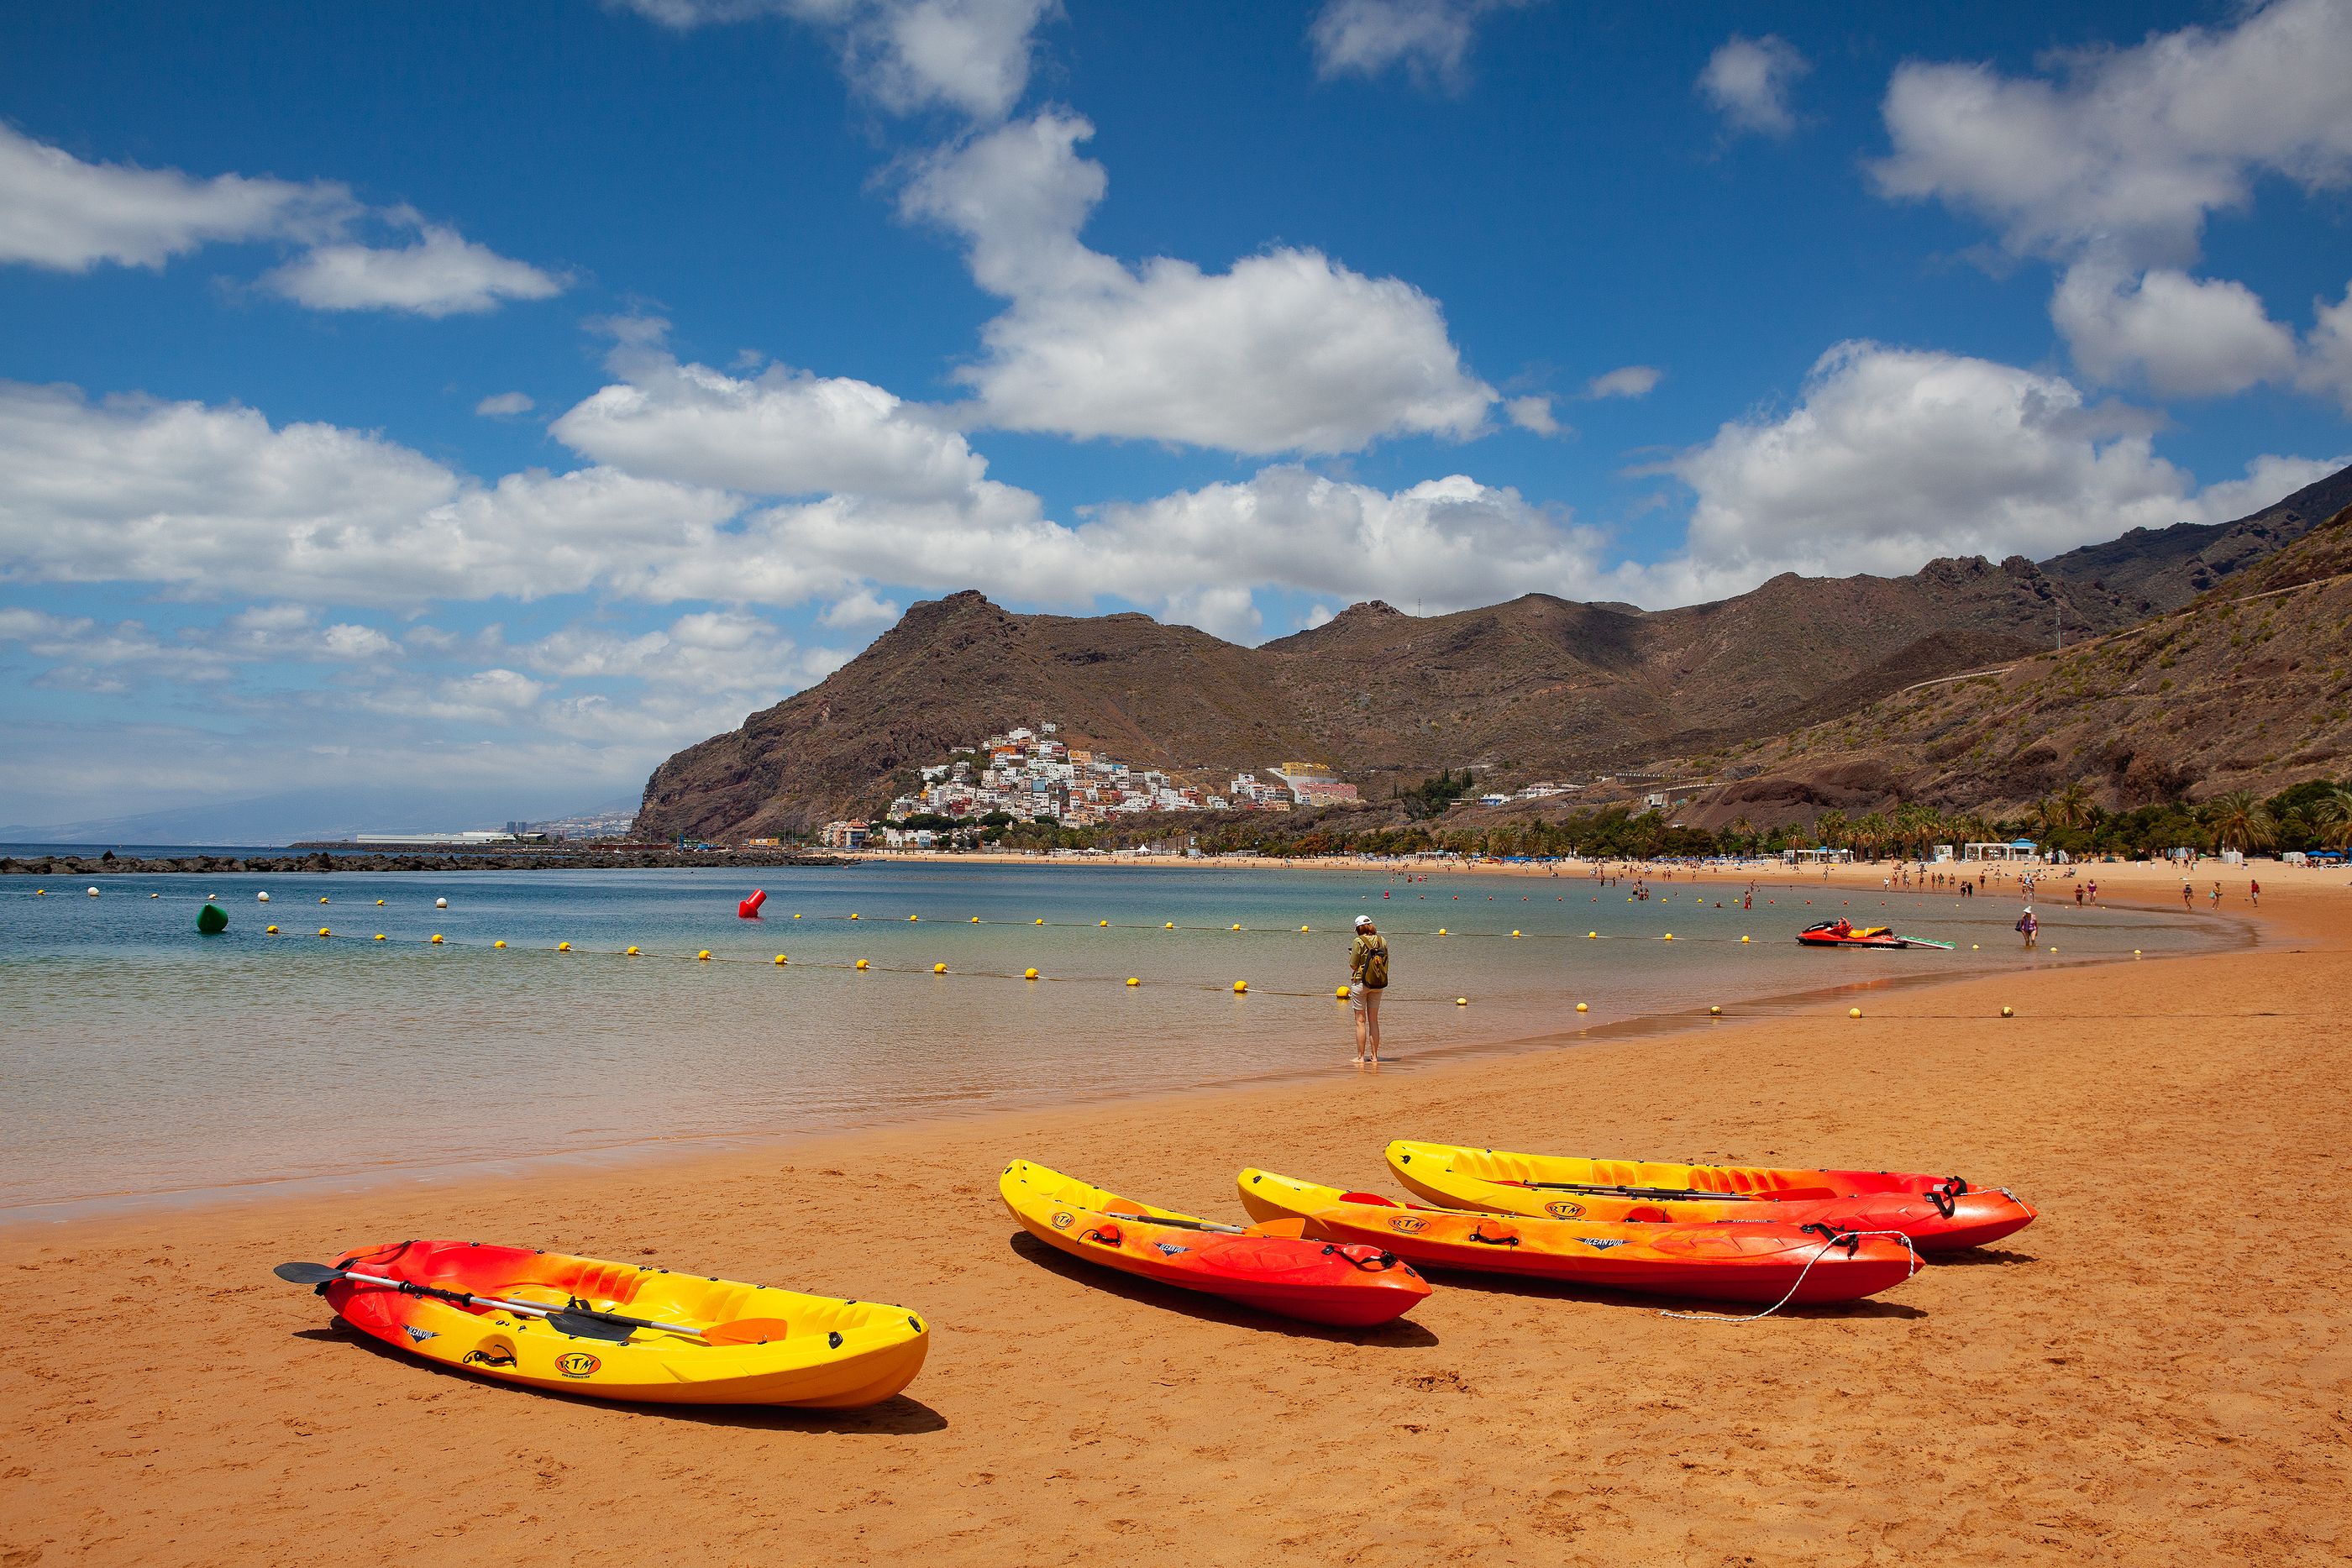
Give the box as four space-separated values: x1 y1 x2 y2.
1814 810 1850 849
2308 786 2352 850
2200 789 2275 853
2052 779 2094 831
1852 811 1890 860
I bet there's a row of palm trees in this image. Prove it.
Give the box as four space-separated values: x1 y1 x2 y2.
1762 784 2352 858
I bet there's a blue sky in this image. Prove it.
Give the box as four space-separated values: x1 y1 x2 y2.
3 0 2349 833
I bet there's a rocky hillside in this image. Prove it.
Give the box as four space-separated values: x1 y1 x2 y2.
636 464 2352 841
2038 463 2352 616
1676 504 2352 826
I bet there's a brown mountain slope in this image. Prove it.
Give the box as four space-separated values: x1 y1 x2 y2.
636 563 2134 839
2038 463 2352 616
1677 504 2352 825
637 465 2352 840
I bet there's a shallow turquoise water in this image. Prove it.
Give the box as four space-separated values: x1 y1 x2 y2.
0 862 2224 1214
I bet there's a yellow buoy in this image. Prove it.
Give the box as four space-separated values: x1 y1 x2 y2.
1035 918 1045 926
1456 996 1468 1006
909 914 918 921
1336 984 1351 999
849 913 859 920
697 950 712 961
1233 980 1247 993
373 933 386 942
2001 1005 2013 1018
1100 920 1109 926
1437 927 1446 935
34 889 44 894
265 925 279 934
493 940 507 949
855 958 869 970
1588 931 1598 939
1231 923 1242 931
1663 933 1673 941
774 953 787 965
1709 1004 1722 1015
1971 943 1980 950
933 962 948 974
1511 929 1520 937
2133 948 2141 957
1848 1007 1862 1019
1740 935 1750 943
318 927 331 937
792 913 801 920
1575 1001 1588 1013
320 896 329 904
1164 922 1174 930
1126 976 1140 986
430 933 443 944
1023 968 1038 979
625 946 640 957
557 941 570 952
1300 925 1310 933
375 899 385 906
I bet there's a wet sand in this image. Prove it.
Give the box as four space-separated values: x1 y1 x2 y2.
3 864 2344 1565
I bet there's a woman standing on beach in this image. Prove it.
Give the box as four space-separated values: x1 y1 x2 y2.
2016 908 2039 949
1348 915 1389 1068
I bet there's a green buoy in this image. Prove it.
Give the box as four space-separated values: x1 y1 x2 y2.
197 903 228 934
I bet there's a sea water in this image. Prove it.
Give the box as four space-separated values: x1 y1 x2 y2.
0 861 2227 1216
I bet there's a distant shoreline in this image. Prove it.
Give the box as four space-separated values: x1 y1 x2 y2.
0 847 851 875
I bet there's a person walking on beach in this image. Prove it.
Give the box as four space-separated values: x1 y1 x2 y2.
2182 879 2195 910
1348 915 1389 1068
2250 878 2260 906
2016 907 2039 949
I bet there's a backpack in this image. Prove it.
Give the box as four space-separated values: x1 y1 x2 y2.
1359 936 1389 989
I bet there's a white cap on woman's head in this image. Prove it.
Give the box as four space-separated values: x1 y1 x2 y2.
1355 915 1374 929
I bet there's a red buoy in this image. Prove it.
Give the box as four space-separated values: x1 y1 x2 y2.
738 889 766 919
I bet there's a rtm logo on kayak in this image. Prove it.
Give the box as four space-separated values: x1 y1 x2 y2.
1388 1215 1426 1235
1050 1210 1074 1230
554 1352 602 1378
1544 1200 1585 1220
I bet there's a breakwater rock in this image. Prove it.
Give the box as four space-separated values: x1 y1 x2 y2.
3 849 850 876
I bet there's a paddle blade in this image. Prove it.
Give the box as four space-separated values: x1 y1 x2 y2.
546 1310 638 1343
701 1317 795 1346
274 1261 342 1286
1244 1219 1309 1239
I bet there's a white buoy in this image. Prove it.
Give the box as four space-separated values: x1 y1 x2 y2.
434 897 448 910
87 885 99 897
257 891 270 902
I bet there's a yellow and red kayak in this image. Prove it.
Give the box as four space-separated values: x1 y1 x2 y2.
1237 1169 1919 1305
1388 1140 2035 1253
1002 1159 1431 1326
304 1239 928 1407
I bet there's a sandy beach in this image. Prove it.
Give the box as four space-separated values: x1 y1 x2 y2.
3 862 2344 1565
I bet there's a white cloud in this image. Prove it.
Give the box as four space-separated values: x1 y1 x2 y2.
1301 603 1338 631
1586 364 1662 400
1698 35 1809 139
1872 0 2352 267
0 601 399 695
819 589 902 627
475 392 537 417
2301 281 2352 413
551 349 988 501
0 123 353 271
611 0 1054 121
902 112 1497 454
1504 395 1558 435
1656 339 2339 600
0 380 739 606
362 667 547 725
2050 261 2298 396
1307 0 1522 91
260 222 565 317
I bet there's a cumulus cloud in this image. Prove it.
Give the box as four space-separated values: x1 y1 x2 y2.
0 380 739 606
611 0 1055 121
551 349 988 501
1307 0 1523 91
902 112 1497 454
0 122 354 271
475 391 536 417
262 223 565 317
1656 339 2339 600
2301 281 2352 413
0 601 399 695
1586 364 1662 400
1872 0 2352 267
2050 261 2298 396
1504 396 1558 435
1698 35 1809 139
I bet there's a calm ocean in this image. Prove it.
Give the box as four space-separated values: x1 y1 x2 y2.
1 860 2223 1217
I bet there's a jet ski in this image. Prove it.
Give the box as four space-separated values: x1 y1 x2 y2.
1796 919 1953 951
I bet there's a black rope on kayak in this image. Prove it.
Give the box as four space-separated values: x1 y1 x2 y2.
1080 1225 1123 1246
1465 1222 1521 1248
1319 1244 1405 1272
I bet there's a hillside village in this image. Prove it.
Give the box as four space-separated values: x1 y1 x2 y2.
819 723 1364 847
